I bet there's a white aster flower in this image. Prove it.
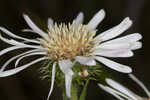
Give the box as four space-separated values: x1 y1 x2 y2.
0 9 142 99
98 74 150 100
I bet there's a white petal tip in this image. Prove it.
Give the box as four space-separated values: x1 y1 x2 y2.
131 41 142 50
88 9 105 31
135 33 142 40
105 78 114 83
98 83 104 88
121 67 132 73
78 12 84 17
23 13 28 18
67 94 71 98
122 17 133 27
96 9 106 19
100 9 105 14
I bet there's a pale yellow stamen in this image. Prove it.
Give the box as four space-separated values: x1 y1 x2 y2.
39 22 99 60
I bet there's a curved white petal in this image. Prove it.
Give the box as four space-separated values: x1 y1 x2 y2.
48 18 53 28
0 49 43 71
0 34 24 46
88 9 105 32
0 46 23 56
75 56 96 66
22 29 35 33
96 17 132 41
0 57 48 77
58 60 74 97
106 78 138 100
92 49 133 58
103 33 142 44
15 52 46 67
98 84 126 100
94 56 132 73
129 74 150 98
47 62 56 100
23 14 48 39
74 12 84 28
0 34 42 49
0 45 43 56
0 27 40 44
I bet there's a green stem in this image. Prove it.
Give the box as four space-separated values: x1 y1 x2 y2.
63 84 78 100
79 80 89 100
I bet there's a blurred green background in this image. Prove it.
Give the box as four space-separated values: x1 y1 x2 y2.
0 0 149 100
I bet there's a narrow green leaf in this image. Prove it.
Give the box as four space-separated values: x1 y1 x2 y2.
79 80 89 100
71 84 78 100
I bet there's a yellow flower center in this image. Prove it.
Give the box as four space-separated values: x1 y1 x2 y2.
39 22 98 60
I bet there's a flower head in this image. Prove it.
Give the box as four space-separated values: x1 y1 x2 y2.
0 9 142 99
39 23 97 60
98 74 150 100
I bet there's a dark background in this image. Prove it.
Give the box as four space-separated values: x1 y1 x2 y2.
0 0 149 100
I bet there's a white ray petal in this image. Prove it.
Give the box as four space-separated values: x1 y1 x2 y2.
19 45 42 49
0 57 48 77
0 34 42 49
96 17 132 41
0 45 43 56
0 34 23 46
22 29 35 33
59 60 74 97
75 56 96 66
95 40 142 51
0 49 44 71
15 52 46 67
102 33 142 44
74 12 84 28
106 78 138 100
47 62 56 100
23 14 48 39
0 46 24 56
0 27 40 44
92 49 133 58
130 42 142 50
96 42 130 50
98 84 126 100
129 74 150 98
106 87 134 100
104 85 135 100
65 74 73 98
58 60 74 75
88 9 105 32
48 18 54 29
94 56 132 73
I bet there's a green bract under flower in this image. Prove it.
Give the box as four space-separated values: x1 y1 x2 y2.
40 61 101 86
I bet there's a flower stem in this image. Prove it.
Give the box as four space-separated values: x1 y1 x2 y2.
79 80 89 100
62 84 78 100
